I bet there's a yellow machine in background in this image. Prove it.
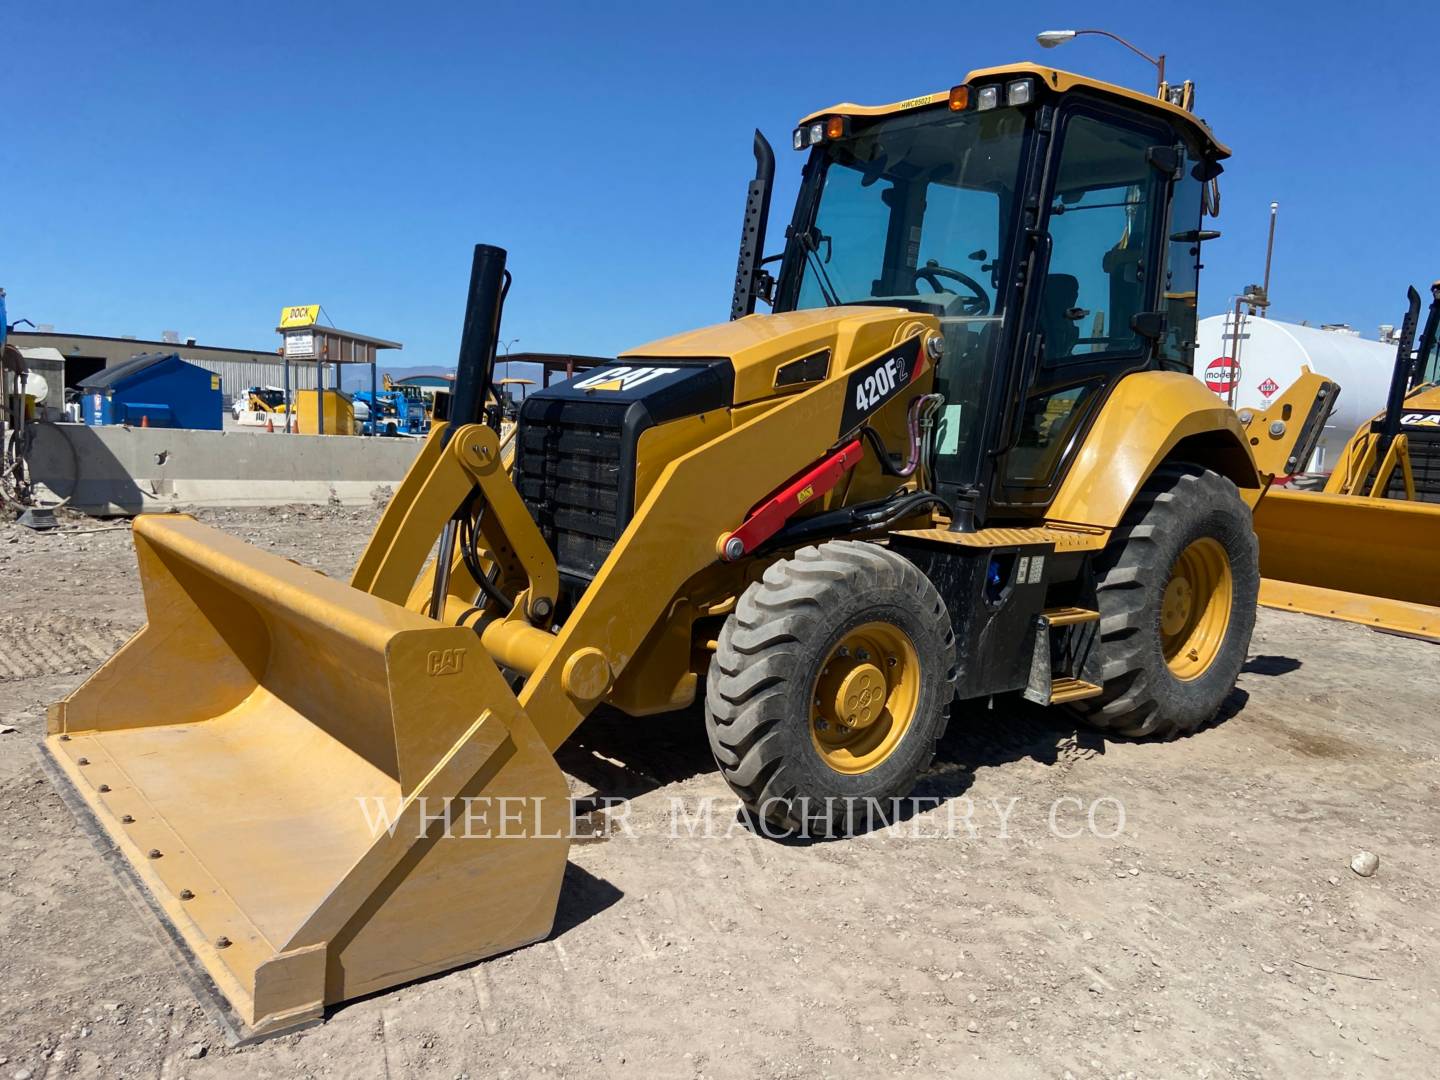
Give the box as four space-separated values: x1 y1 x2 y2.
43 63 1330 1040
292 388 356 435
1255 282 1440 640
247 388 286 414
1319 283 1440 504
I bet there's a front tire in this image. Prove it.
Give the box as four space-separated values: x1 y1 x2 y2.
704 541 957 834
1069 466 1258 738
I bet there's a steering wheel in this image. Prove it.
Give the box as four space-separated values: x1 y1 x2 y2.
912 262 991 317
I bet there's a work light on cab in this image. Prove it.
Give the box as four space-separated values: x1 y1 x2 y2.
791 115 847 150
792 119 826 150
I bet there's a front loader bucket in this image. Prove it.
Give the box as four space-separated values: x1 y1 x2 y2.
42 515 570 1041
1254 488 1440 641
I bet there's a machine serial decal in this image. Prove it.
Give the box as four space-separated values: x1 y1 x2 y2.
573 366 680 393
838 337 924 436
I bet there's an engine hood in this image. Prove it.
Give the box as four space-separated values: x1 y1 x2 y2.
620 306 935 407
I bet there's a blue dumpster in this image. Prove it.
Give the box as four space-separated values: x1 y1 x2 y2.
78 352 223 430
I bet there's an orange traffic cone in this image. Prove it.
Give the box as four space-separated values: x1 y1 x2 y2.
140 414 149 428
266 416 275 433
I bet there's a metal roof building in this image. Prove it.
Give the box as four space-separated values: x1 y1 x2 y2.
8 330 319 405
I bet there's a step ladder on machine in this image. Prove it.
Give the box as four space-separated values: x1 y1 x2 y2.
1025 606 1103 705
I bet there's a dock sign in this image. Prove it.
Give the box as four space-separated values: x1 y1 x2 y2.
279 304 321 329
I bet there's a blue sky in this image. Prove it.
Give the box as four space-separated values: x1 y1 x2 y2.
8 1 1438 376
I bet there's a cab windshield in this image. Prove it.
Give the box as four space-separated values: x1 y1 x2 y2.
777 105 1030 483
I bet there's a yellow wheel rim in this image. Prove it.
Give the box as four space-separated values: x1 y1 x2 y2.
1161 537 1232 681
810 621 920 774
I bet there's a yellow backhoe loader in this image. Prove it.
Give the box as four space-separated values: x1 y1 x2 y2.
43 63 1328 1040
1255 282 1440 640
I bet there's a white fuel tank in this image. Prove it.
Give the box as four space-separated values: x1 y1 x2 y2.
1195 314 1397 473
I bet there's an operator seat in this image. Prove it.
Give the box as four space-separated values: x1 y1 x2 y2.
1040 273 1082 359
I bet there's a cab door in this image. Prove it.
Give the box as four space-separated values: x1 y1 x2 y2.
990 103 1174 509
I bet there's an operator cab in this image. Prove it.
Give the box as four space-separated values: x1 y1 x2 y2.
767 65 1226 524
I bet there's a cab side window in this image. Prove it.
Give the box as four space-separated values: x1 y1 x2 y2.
1038 114 1161 363
1158 150 1206 372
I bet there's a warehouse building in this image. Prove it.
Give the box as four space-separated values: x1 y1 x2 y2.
8 330 319 406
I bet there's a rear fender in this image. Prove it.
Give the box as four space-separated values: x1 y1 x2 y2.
1047 371 1261 530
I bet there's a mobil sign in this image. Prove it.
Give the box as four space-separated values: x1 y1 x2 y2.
1203 356 1238 394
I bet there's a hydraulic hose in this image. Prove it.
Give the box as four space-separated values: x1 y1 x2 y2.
859 393 944 478
458 494 515 616
764 487 948 552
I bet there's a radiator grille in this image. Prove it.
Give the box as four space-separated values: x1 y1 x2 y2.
1379 430 1440 503
516 407 627 580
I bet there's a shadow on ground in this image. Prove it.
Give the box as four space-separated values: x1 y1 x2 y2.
1243 654 1303 677
325 863 623 1028
555 682 1252 841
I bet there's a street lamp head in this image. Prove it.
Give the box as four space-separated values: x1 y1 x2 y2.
1036 29 1077 48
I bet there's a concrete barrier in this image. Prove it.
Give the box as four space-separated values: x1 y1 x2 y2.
24 423 423 515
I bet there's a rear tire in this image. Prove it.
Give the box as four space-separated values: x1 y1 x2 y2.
705 541 957 834
1068 466 1258 738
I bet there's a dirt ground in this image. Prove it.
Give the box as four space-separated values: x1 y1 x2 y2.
1 504 1437 1079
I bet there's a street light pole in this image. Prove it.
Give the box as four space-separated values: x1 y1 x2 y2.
500 337 520 382
1261 202 1279 319
1037 28 1166 94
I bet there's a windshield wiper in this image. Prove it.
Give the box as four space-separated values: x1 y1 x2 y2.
799 229 842 307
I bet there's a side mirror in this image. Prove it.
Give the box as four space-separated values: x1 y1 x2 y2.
1131 311 1168 340
1146 145 1181 177
755 268 777 307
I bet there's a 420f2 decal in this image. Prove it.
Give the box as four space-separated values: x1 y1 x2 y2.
837 337 925 436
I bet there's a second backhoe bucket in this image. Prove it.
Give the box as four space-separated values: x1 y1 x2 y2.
1254 488 1440 641
42 514 570 1041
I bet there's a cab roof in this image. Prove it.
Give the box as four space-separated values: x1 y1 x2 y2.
799 61 1229 160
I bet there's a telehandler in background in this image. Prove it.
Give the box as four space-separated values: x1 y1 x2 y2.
42 62 1328 1039
1255 281 1440 639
